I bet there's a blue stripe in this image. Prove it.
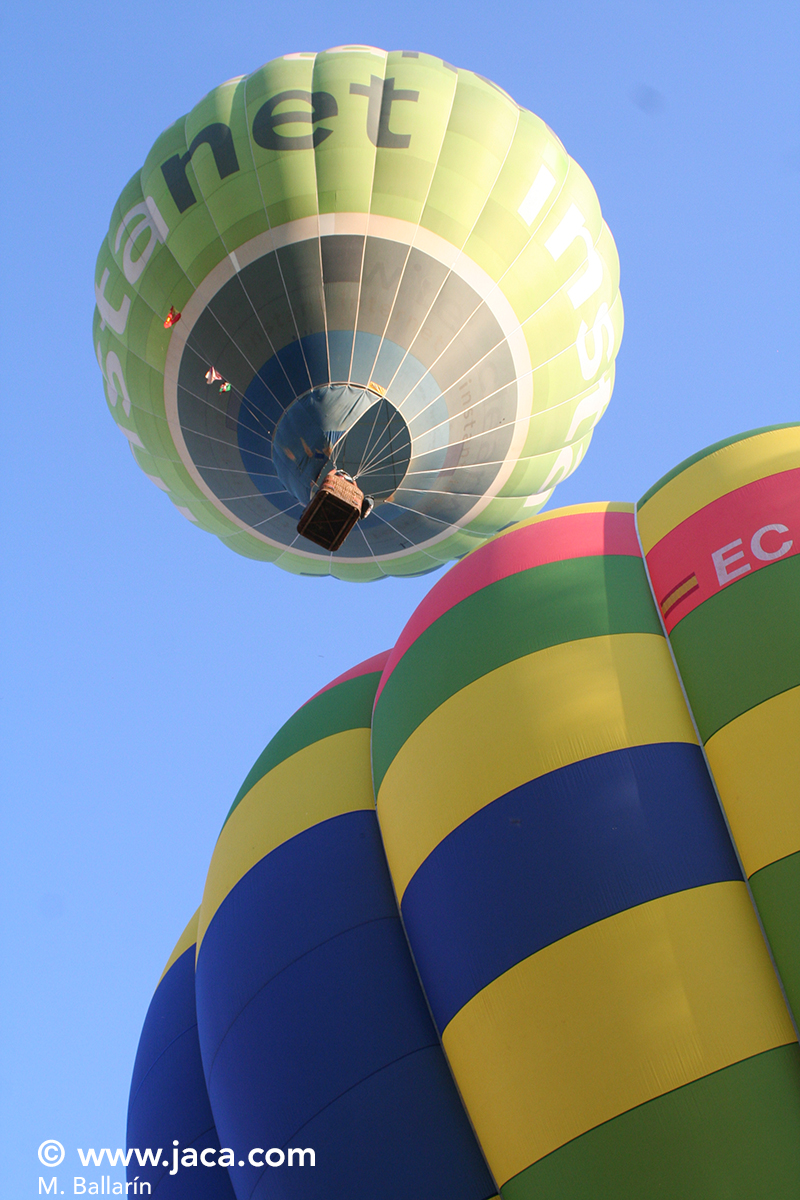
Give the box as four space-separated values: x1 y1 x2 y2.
196 811 401 1058
129 947 199 1105
400 742 743 1032
248 1047 496 1200
196 809 495 1200
127 947 236 1197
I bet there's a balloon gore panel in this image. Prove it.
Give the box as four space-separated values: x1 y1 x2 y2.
638 422 800 1028
195 655 497 1200
126 913 237 1198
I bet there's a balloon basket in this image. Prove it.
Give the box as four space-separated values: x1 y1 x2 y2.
297 471 365 552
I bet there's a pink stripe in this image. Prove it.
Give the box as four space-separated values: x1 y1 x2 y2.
375 508 639 702
645 467 800 634
304 650 392 706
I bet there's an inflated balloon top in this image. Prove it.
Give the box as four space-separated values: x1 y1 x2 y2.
94 46 622 579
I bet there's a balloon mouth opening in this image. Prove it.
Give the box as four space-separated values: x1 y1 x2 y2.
272 383 412 506
170 225 530 563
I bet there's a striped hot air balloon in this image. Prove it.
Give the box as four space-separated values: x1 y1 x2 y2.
127 471 800 1200
94 47 621 579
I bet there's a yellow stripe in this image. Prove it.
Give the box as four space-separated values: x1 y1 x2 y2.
705 687 800 876
441 881 796 1186
158 909 200 986
494 500 635 542
638 425 800 554
515 500 635 521
198 728 373 951
456 502 635 569
377 634 697 902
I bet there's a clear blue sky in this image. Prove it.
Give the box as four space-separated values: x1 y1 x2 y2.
3 1 798 1192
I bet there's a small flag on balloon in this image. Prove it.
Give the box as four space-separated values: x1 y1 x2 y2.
164 306 181 328
205 367 223 385
219 382 231 393
659 572 699 620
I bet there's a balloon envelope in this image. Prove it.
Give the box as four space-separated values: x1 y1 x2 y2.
94 47 622 579
126 428 800 1198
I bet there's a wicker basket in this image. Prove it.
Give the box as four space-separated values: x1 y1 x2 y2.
296 471 365 552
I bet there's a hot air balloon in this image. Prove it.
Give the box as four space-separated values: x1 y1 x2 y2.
637 422 800 1024
194 652 497 1200
94 47 622 579
125 424 799 1198
372 502 800 1199
127 911 237 1198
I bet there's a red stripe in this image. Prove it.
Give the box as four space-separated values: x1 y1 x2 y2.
375 508 639 702
645 467 800 634
304 650 391 706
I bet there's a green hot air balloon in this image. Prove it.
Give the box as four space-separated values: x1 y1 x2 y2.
94 47 622 579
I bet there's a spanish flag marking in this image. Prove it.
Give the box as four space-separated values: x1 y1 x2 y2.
660 572 699 619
